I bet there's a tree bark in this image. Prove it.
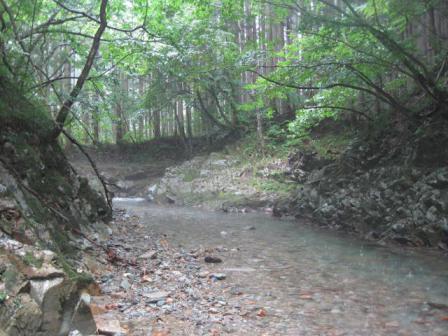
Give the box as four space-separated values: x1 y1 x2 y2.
52 0 108 139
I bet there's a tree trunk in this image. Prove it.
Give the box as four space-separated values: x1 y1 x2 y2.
52 0 108 138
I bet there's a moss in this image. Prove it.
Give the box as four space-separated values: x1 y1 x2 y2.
0 291 6 303
28 170 71 197
0 77 53 135
55 254 93 285
21 192 51 226
251 178 297 197
51 228 78 256
2 269 18 290
183 168 201 182
22 251 43 269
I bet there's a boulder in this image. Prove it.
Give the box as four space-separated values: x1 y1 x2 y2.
0 235 96 336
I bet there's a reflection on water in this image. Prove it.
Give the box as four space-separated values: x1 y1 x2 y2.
116 199 448 335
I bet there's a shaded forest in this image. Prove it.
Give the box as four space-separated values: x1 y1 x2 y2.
1 0 447 149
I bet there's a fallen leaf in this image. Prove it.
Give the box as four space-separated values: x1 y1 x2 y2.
160 239 169 249
89 304 107 315
440 316 448 321
141 275 153 283
385 321 400 328
299 294 313 300
105 303 118 310
86 282 102 296
152 331 170 336
257 308 267 317
111 291 127 299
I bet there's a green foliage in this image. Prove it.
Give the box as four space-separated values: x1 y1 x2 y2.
183 168 201 182
308 133 353 159
1 0 446 146
0 78 53 135
0 291 6 303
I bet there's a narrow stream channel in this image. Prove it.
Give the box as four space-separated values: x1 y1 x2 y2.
115 198 448 335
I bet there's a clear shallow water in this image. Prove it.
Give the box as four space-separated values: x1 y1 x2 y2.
116 199 448 335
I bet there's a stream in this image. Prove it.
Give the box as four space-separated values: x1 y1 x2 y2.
112 198 448 335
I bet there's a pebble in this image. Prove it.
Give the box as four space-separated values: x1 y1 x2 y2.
120 278 131 290
138 250 158 259
210 273 226 280
142 290 169 303
198 271 209 278
204 256 223 263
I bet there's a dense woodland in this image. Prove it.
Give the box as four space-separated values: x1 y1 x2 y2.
1 0 447 150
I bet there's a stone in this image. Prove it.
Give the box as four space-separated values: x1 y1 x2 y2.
142 290 169 303
198 271 209 278
93 315 127 335
165 195 176 204
0 293 42 336
120 279 131 290
200 169 211 177
147 184 158 196
29 277 65 306
210 160 228 168
209 273 226 280
138 250 158 260
426 206 438 222
204 256 222 263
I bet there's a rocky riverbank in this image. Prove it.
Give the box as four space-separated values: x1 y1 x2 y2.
284 124 448 248
147 149 293 213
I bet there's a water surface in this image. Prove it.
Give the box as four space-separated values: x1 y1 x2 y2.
117 199 448 335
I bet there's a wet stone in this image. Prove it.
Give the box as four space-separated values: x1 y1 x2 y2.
142 290 169 303
198 271 209 278
210 273 226 280
120 278 131 290
138 250 158 260
204 256 223 263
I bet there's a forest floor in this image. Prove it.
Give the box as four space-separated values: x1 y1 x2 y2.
68 138 448 336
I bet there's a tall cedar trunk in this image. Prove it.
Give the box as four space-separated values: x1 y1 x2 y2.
115 71 125 144
93 101 100 145
138 76 145 141
63 59 72 150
